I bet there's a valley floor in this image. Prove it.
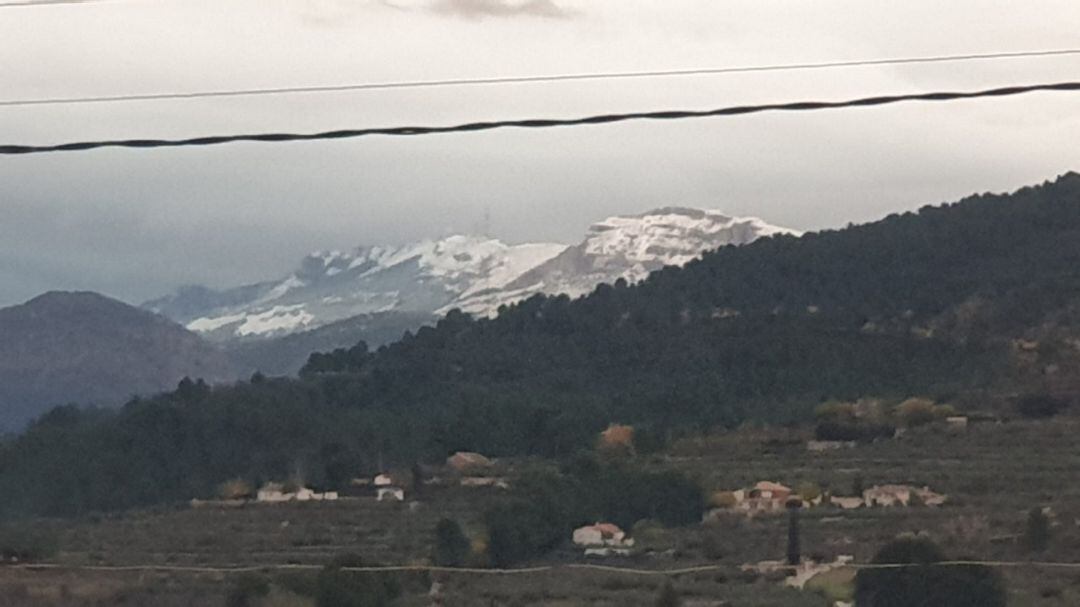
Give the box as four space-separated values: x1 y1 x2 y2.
6 417 1080 606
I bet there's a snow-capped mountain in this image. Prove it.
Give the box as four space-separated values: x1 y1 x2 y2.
146 208 798 342
146 236 567 341
450 208 798 315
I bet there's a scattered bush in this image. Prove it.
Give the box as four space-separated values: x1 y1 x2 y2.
894 398 938 428
315 554 402 607
854 537 1005 607
219 478 254 500
597 424 636 458
226 573 270 607
432 518 470 567
708 491 738 509
796 482 822 502
1016 394 1067 419
0 524 58 562
655 579 681 607
1025 507 1051 552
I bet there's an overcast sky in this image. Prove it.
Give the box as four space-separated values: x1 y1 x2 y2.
2 0 1080 307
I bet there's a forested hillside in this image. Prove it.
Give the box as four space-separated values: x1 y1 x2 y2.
5 173 1080 517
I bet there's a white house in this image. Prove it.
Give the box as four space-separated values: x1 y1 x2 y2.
830 495 865 510
736 481 794 514
864 485 912 507
573 523 633 548
377 487 405 502
256 482 339 503
862 484 947 508
460 477 510 489
257 482 293 503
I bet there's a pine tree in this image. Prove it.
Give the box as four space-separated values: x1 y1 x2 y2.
1026 507 1051 552
433 519 470 567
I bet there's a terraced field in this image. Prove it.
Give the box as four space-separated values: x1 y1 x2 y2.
5 418 1080 605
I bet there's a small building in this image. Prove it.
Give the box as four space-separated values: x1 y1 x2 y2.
807 440 856 452
256 482 338 503
753 481 792 502
584 547 632 557
863 485 912 507
913 486 947 507
862 484 946 508
573 523 633 548
460 476 510 489
946 416 969 430
830 495 865 510
374 473 395 487
446 451 493 473
377 487 405 502
257 482 293 503
737 481 794 514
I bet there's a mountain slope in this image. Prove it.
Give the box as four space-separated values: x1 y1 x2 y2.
6 174 1080 516
146 208 795 346
450 208 796 314
0 291 231 429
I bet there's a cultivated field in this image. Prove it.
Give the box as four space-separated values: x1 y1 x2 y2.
6 418 1080 606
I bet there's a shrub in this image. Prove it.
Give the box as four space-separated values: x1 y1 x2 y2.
598 424 636 458
315 554 402 607
0 524 58 562
219 478 254 500
226 573 270 607
895 398 938 428
815 402 856 422
432 519 470 567
1016 394 1067 419
655 579 681 607
796 482 822 502
1025 507 1051 552
708 491 738 509
854 537 1005 607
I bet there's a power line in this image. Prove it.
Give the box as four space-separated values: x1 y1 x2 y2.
12 559 1080 576
2 80 1079 156
2 48 1080 108
0 0 106 7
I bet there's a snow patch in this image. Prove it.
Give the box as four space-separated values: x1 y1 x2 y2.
235 305 315 337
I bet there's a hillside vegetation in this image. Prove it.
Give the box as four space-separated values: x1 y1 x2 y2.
4 173 1080 517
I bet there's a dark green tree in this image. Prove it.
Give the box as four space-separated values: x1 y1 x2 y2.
432 519 470 568
1016 394 1067 419
1025 507 1051 552
854 537 1005 607
315 554 401 607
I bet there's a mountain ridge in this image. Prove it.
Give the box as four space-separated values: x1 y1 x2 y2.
5 174 1080 516
145 207 797 342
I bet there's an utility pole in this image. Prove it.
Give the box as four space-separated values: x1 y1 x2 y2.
786 499 801 566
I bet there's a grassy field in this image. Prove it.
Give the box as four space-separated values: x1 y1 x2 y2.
6 417 1080 605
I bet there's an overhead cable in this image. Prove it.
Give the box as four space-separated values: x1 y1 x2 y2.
3 81 1079 156
2 49 1080 108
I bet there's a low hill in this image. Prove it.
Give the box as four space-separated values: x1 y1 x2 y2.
0 291 232 429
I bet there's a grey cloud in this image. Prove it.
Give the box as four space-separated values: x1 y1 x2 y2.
427 0 572 19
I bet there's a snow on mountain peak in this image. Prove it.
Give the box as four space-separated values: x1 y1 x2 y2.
149 207 796 340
